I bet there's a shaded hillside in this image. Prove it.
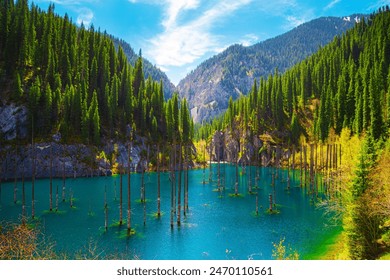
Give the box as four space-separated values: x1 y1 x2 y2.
178 15 363 123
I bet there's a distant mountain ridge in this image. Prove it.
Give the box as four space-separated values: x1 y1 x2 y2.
111 37 176 99
177 14 364 123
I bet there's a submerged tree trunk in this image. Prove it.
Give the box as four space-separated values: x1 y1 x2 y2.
0 156 2 202
31 141 35 219
127 142 132 234
209 139 212 182
170 146 175 228
300 145 303 187
185 145 189 212
127 143 131 235
56 184 59 212
269 194 273 212
203 143 206 185
49 144 53 211
62 147 66 202
157 144 161 218
22 161 26 224
104 185 108 231
177 145 182 226
13 146 18 204
119 167 123 225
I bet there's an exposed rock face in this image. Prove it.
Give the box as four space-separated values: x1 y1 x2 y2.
0 103 28 141
0 137 149 180
210 129 294 167
177 15 361 123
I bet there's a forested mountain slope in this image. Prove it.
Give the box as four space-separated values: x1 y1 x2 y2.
198 8 389 147
0 1 191 146
178 15 362 123
111 37 176 99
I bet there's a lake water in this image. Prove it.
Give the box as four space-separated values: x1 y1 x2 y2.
0 164 339 260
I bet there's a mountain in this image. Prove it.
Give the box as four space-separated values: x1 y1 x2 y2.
178 15 363 123
111 37 176 99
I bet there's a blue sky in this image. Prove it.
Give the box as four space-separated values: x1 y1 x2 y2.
34 0 390 85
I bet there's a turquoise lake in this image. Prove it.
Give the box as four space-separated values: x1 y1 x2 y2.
0 164 338 260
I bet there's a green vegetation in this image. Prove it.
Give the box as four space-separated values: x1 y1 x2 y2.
196 8 390 144
0 1 193 148
196 7 390 260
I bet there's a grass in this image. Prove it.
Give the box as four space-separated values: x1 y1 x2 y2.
379 252 390 260
228 193 244 198
303 228 348 260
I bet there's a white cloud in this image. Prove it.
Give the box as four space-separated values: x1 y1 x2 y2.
145 0 252 69
162 0 200 29
324 0 341 10
367 0 390 11
239 34 259 47
285 15 306 29
77 8 94 26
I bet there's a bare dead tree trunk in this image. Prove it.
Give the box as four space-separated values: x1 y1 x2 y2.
127 142 132 234
310 144 314 188
104 185 108 231
140 166 145 203
256 194 259 215
62 146 66 202
56 184 59 212
157 144 161 218
70 187 73 208
31 138 36 219
0 156 2 202
217 137 221 191
300 145 303 187
272 173 276 207
269 194 273 212
119 166 123 225
14 146 18 204
209 139 212 182
202 143 206 185
173 142 177 215
177 145 182 226
170 146 174 229
49 144 53 211
185 144 189 212
184 144 188 216
22 161 26 224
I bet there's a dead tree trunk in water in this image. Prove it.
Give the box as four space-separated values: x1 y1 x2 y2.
300 145 303 187
209 139 212 182
0 156 2 202
56 184 59 212
119 166 123 225
62 146 66 202
31 138 36 219
22 161 26 224
202 143 206 185
177 145 182 226
303 145 307 187
127 142 132 234
269 194 273 212
184 144 189 216
310 144 314 190
104 185 108 231
13 146 18 204
49 144 53 211
157 144 161 218
170 146 175 228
